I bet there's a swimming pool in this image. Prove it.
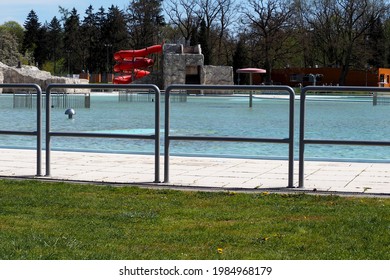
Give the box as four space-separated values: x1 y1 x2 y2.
1 93 389 161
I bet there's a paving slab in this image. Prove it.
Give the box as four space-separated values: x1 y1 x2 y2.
0 148 389 196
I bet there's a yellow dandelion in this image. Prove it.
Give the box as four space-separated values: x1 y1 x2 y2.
217 248 223 254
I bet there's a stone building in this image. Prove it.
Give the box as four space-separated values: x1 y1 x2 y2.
162 44 233 89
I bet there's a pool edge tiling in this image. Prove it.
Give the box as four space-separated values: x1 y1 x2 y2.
0 148 388 196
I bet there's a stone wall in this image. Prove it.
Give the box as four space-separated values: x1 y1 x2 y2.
201 65 233 85
0 62 89 93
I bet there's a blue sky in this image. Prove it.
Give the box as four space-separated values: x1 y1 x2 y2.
0 0 131 25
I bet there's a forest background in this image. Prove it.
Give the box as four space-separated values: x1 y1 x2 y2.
1 0 390 85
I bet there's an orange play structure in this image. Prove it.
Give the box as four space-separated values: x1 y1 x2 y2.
113 44 163 84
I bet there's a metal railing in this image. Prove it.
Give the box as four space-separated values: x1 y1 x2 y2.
163 84 296 188
0 84 42 176
13 92 90 108
298 86 390 187
45 84 161 182
5 82 389 189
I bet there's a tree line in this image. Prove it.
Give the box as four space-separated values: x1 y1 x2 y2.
1 0 390 85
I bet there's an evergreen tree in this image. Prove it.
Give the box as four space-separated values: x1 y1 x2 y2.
46 17 63 74
104 6 128 50
198 19 210 65
92 7 107 73
127 0 165 48
190 23 199 46
22 10 41 65
81 5 99 73
232 37 250 84
102 6 129 73
34 23 49 68
63 8 82 74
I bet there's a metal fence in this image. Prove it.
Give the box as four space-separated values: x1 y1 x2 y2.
45 84 161 183
0 84 42 176
163 84 296 188
118 90 187 103
4 83 390 189
298 86 390 188
373 92 390 106
13 92 90 109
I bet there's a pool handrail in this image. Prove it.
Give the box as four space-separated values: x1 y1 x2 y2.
299 86 390 188
45 83 161 183
164 84 296 188
0 83 42 176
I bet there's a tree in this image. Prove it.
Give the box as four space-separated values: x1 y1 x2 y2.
46 17 63 74
127 0 165 48
96 5 129 75
34 23 49 68
0 21 24 53
22 10 41 65
305 0 389 85
164 0 200 46
164 0 238 65
198 19 211 64
81 5 99 73
63 8 83 74
195 0 222 65
366 16 386 68
91 7 108 73
214 0 238 65
242 0 297 84
232 36 250 84
0 28 22 66
290 0 316 68
383 18 390 67
104 6 129 56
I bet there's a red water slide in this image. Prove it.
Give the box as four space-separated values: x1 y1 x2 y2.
113 44 162 84
114 44 162 61
113 70 150 84
113 58 154 73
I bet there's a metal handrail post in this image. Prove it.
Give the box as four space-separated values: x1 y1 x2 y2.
35 84 42 176
154 85 161 183
298 88 307 188
164 88 171 183
45 88 52 176
287 86 295 188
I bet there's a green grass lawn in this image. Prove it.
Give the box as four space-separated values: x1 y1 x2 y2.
0 179 389 260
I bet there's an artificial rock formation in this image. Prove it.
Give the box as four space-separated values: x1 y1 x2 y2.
162 44 233 89
0 62 89 93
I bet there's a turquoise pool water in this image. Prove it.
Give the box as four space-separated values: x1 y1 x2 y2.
1 93 389 161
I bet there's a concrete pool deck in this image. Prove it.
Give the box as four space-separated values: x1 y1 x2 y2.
0 148 389 196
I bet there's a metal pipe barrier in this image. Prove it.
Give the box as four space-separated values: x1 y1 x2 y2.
45 84 161 183
164 84 296 188
299 86 390 188
0 84 42 176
